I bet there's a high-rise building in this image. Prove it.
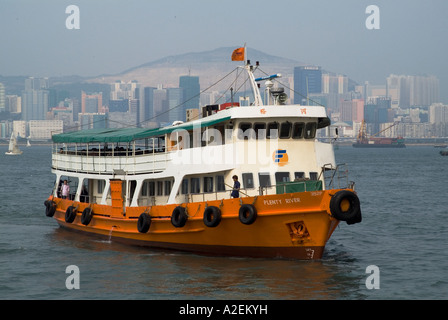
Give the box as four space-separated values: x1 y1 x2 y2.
387 74 439 108
81 91 102 113
22 89 49 121
179 75 200 109
21 77 49 121
79 113 107 130
322 74 348 95
110 80 139 100
153 86 168 124
429 103 448 124
143 87 155 124
0 83 5 112
167 88 185 122
294 66 322 104
25 77 49 90
5 95 21 113
340 99 364 122
109 99 129 113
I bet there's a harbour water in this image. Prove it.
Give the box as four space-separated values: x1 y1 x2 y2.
1 144 447 300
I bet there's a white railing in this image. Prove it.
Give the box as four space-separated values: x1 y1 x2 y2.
52 151 168 175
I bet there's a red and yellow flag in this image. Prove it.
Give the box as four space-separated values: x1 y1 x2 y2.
231 47 245 61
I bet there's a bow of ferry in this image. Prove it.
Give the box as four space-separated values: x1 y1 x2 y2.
44 52 361 260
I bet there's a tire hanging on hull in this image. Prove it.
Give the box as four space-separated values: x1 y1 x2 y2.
65 206 77 223
171 206 188 228
81 207 93 226
239 204 257 225
330 190 362 225
203 206 222 227
137 213 152 233
44 200 56 217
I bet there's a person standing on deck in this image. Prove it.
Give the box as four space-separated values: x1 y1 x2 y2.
231 175 240 198
61 180 70 199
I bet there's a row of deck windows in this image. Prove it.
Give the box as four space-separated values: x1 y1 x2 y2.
139 171 319 197
59 169 321 204
237 121 317 140
54 120 318 157
241 171 319 189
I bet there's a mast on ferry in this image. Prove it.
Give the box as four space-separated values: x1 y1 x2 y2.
232 46 263 107
233 46 284 107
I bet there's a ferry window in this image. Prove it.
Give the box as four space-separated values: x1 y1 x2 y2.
191 178 200 194
97 180 105 194
130 181 137 200
216 175 225 192
203 177 214 193
141 181 148 196
258 173 271 187
292 122 305 139
267 122 278 139
294 172 305 180
279 122 292 139
242 173 254 189
157 136 166 152
215 125 225 145
181 179 189 194
225 125 233 142
237 122 254 140
254 123 266 139
157 181 163 196
309 172 318 180
164 181 172 196
149 181 155 196
275 172 290 183
305 122 317 139
80 180 89 203
203 128 223 146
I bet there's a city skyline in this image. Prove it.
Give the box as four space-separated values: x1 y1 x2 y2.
2 65 446 141
0 1 447 103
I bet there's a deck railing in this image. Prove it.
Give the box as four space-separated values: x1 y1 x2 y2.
52 147 168 175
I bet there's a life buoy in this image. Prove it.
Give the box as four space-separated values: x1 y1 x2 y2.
137 213 152 233
239 204 257 225
171 206 188 228
65 206 77 223
44 200 56 217
81 207 93 226
203 206 222 227
329 190 362 225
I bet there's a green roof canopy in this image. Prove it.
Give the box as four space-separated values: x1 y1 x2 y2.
52 116 231 144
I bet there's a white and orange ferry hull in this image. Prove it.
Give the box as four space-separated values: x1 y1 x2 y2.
44 189 358 260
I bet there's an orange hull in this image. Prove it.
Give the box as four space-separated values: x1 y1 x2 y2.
45 189 356 259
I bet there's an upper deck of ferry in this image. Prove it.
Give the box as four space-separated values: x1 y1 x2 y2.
51 104 332 176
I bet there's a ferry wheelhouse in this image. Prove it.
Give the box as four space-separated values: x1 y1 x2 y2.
44 57 361 259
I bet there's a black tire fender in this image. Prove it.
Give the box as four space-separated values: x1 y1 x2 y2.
203 206 222 228
329 190 362 225
137 213 152 233
65 206 77 223
81 207 93 226
171 206 188 228
238 204 257 225
45 200 56 217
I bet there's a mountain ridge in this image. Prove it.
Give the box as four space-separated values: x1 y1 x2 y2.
86 47 306 88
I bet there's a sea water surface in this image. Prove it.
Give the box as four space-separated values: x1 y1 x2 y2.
0 144 447 300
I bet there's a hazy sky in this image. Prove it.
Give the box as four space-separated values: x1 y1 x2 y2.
1 0 447 101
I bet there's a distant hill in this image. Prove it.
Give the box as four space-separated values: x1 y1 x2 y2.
2 47 357 98
86 47 306 90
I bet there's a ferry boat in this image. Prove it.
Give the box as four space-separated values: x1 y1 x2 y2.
44 50 361 259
